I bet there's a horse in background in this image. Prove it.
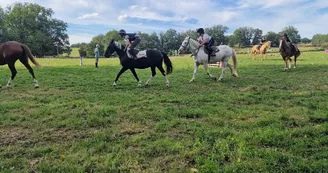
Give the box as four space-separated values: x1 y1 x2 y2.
178 36 238 82
104 40 173 87
251 41 271 60
0 41 40 88
279 35 301 71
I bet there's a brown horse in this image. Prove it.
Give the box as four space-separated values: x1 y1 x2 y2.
0 41 40 88
279 35 301 71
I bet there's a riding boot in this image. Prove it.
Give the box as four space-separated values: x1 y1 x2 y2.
211 51 216 57
95 62 98 68
208 54 211 63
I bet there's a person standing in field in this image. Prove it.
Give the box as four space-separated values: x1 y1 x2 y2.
94 44 100 68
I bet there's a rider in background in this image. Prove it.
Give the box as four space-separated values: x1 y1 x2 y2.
196 28 216 59
118 29 141 59
257 36 266 50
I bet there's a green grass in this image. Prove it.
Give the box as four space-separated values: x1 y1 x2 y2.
0 52 328 172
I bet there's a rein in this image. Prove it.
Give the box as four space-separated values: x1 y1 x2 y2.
182 37 200 56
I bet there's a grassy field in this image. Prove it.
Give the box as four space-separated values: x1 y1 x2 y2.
0 52 328 172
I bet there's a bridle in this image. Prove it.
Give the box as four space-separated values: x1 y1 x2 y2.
180 37 200 56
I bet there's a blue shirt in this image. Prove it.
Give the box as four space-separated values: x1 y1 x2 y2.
94 47 100 57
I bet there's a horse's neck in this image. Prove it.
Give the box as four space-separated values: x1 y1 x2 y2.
115 49 126 60
189 39 202 55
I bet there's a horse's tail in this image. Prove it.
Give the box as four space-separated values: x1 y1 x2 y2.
162 52 173 74
21 44 40 66
231 49 238 77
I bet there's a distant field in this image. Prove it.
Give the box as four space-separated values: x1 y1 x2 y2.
0 52 327 172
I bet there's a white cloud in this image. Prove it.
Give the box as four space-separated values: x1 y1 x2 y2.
117 14 128 23
77 13 99 19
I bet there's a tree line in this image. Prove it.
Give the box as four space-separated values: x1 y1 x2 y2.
0 3 70 57
75 25 315 57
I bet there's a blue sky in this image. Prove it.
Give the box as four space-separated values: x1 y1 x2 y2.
0 0 327 44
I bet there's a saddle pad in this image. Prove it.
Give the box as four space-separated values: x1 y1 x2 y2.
127 49 147 59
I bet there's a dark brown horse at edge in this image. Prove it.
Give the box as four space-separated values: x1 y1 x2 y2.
0 41 40 88
279 35 301 71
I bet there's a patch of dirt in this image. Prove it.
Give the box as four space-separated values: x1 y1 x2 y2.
119 121 150 136
0 127 96 147
0 127 33 147
39 128 95 144
239 85 258 92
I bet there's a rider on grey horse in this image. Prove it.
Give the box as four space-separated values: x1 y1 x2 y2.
196 28 216 62
118 29 141 59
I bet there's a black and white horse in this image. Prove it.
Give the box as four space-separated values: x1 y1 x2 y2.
104 40 173 87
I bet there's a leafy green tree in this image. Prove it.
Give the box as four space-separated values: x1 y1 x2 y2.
265 31 279 47
280 26 301 43
301 37 311 43
233 27 255 47
205 25 229 45
251 28 263 45
2 3 69 56
312 34 328 47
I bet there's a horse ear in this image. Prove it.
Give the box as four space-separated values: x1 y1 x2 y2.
110 39 114 43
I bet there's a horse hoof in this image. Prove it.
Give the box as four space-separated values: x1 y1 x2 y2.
0 85 2 89
145 84 150 88
189 80 194 83
212 77 217 80
34 84 39 88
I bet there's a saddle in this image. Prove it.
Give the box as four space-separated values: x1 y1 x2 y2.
203 46 219 56
127 49 147 59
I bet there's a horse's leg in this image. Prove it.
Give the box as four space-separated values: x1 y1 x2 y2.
294 55 297 68
203 63 216 80
227 63 234 75
157 65 170 87
145 66 156 86
190 61 199 83
22 62 39 88
218 58 228 81
6 63 17 88
130 68 141 87
288 57 292 69
284 57 289 71
113 67 128 86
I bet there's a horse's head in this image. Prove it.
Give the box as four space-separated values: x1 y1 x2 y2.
178 36 191 54
265 41 271 48
104 39 123 58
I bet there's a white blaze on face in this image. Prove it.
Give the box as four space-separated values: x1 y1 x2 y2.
279 40 283 49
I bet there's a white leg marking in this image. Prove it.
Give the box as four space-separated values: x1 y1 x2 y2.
146 76 153 86
34 79 39 88
165 75 170 87
190 62 199 83
6 78 12 88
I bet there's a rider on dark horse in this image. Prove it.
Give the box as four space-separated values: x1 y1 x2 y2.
257 36 265 50
196 28 215 62
118 29 141 59
284 33 296 52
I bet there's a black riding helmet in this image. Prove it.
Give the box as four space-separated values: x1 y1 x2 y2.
118 29 126 37
196 28 205 35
